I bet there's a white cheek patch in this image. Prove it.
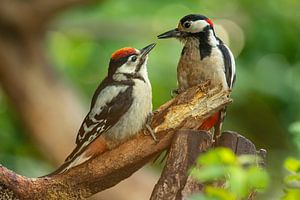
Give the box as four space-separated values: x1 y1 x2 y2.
189 20 210 33
135 49 140 54
116 63 136 74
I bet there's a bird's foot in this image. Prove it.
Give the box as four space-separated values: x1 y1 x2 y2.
143 113 158 142
145 124 158 142
171 88 180 98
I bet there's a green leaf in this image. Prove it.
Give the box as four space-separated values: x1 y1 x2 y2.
282 189 300 200
190 165 227 183
284 174 300 184
284 157 300 173
205 186 236 200
188 194 219 200
197 148 237 166
246 166 269 189
238 155 258 165
228 166 248 197
220 148 237 165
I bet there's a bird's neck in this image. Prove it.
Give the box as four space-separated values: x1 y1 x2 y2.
112 73 146 83
184 28 219 60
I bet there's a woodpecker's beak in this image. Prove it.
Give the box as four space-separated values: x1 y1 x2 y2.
139 43 156 59
157 28 182 39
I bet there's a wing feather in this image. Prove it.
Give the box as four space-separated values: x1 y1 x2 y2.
65 85 133 163
217 42 236 89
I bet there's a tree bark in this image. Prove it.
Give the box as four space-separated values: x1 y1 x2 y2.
0 84 232 199
150 130 267 200
150 130 212 200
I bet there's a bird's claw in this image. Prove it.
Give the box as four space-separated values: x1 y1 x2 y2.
145 124 158 142
171 89 180 98
144 113 158 142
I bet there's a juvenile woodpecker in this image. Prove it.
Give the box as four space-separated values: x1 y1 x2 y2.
51 43 156 175
158 14 236 138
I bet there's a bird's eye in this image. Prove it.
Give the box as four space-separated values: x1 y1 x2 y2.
130 55 137 62
183 21 191 29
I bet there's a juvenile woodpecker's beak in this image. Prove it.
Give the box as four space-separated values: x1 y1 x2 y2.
140 43 156 59
157 28 182 39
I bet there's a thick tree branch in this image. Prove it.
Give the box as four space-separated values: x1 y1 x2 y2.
0 84 231 199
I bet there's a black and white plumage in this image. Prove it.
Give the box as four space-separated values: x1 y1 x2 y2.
50 44 156 175
158 14 236 138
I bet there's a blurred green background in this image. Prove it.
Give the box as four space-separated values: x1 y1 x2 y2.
0 0 299 199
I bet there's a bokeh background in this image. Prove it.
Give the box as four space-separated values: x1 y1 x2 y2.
0 0 299 199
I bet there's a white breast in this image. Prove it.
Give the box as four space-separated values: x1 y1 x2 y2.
105 78 152 141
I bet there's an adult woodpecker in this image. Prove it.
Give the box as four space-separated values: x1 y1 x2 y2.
158 14 236 138
50 43 156 175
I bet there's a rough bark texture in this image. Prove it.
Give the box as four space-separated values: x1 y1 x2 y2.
150 131 267 200
150 130 212 200
0 85 232 199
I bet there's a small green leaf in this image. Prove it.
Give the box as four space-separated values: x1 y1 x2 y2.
228 166 248 197
282 189 300 200
238 155 258 165
219 148 237 165
190 165 227 183
246 166 269 189
205 186 236 200
188 194 219 200
197 148 237 166
284 157 300 173
284 174 300 184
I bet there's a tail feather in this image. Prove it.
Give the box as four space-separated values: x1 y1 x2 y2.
42 152 91 177
41 144 91 177
42 136 108 177
199 111 221 131
199 108 227 139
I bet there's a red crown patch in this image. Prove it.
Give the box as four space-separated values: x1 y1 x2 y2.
111 47 137 60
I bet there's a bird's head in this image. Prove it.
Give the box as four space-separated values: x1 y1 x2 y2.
108 43 156 78
157 14 214 40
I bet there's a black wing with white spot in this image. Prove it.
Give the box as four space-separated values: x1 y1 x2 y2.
65 85 133 163
217 40 236 89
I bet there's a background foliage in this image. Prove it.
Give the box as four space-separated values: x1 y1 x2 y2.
0 0 299 199
190 148 269 200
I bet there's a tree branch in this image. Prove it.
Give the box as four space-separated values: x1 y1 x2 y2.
150 130 212 200
0 84 231 199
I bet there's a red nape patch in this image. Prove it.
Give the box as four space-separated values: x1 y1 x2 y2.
111 47 136 60
199 111 220 130
205 19 214 27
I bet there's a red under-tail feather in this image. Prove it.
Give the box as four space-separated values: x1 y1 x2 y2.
199 111 220 130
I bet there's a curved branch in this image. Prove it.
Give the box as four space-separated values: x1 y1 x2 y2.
0 84 232 199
